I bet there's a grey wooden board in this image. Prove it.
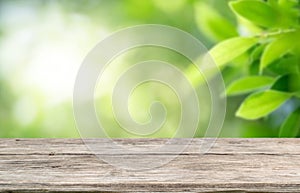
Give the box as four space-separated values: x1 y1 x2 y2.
0 138 299 192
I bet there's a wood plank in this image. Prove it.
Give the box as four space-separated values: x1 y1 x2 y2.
0 138 299 192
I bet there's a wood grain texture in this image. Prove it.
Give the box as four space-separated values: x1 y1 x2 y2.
0 138 299 192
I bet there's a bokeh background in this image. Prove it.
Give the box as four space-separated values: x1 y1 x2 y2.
0 0 279 137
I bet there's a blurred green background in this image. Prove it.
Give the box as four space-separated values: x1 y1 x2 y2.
0 0 283 138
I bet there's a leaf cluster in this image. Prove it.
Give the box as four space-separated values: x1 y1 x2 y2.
202 0 300 137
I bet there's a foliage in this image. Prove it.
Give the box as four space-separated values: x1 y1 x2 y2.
206 0 300 137
1 0 299 138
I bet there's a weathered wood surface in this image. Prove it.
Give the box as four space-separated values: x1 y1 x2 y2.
0 138 299 192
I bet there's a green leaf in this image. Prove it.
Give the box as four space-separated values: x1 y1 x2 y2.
209 37 257 67
276 0 299 27
279 107 300 137
230 0 277 27
271 73 300 94
195 2 238 42
267 55 299 75
227 76 274 96
236 90 291 120
278 0 298 8
249 60 260 75
250 44 266 62
260 34 296 72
